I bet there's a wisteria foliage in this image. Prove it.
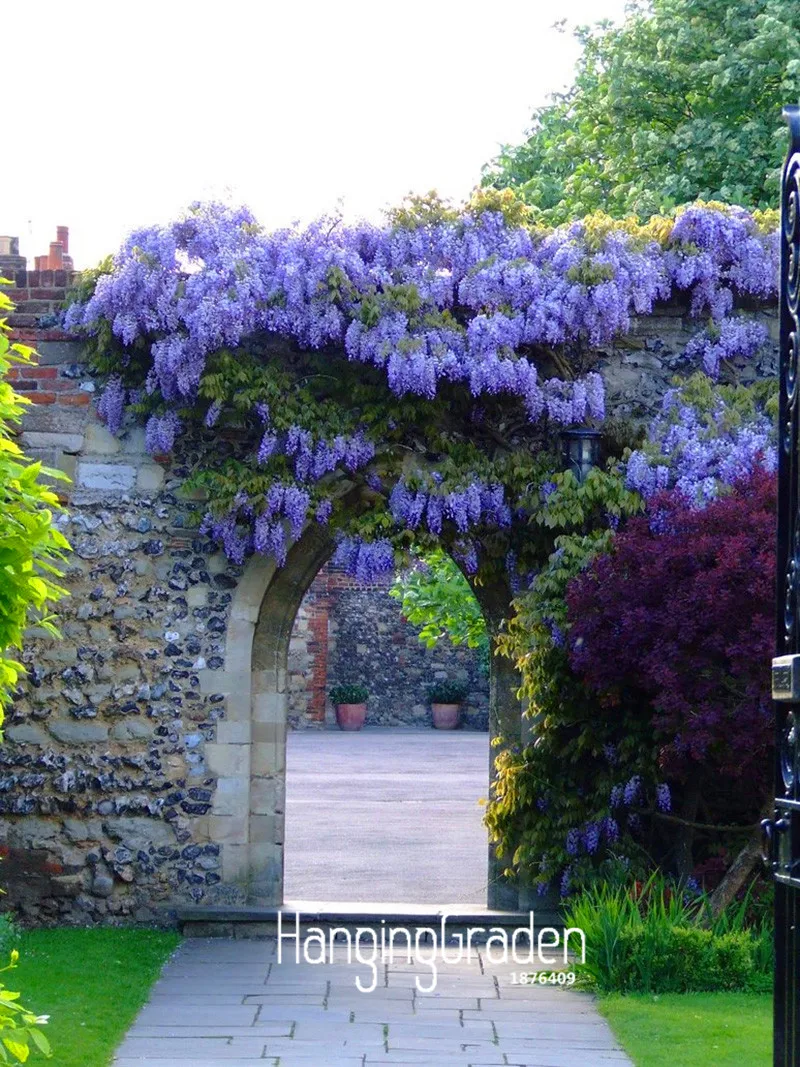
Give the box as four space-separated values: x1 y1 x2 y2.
64 199 778 573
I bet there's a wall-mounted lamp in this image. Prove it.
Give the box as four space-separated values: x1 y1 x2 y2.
560 428 602 484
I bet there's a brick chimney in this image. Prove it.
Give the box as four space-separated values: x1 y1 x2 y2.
27 225 75 272
48 242 64 270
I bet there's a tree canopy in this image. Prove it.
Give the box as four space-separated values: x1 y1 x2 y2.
483 0 800 222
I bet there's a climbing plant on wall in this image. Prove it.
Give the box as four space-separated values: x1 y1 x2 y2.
64 196 778 594
487 375 778 899
62 192 783 898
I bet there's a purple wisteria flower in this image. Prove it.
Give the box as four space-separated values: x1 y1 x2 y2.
623 776 641 806
583 822 600 854
601 815 620 843
624 380 777 507
204 400 222 428
333 537 395 582
655 783 672 813
683 317 769 379
96 376 125 435
560 866 573 897
66 200 775 440
145 411 181 454
315 499 333 524
63 199 779 569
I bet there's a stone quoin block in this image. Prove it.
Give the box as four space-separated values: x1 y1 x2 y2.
215 720 251 744
204 743 249 777
135 464 165 492
75 461 136 492
210 776 251 816
208 813 249 845
82 422 122 455
250 775 282 815
20 431 84 453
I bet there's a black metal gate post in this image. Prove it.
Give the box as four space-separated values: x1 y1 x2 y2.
770 104 800 1067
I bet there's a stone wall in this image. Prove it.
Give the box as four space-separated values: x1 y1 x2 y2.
0 274 779 924
597 302 778 419
1 277 245 922
287 564 488 730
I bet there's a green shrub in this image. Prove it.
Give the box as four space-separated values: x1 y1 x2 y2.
0 284 70 729
0 289 59 1060
329 684 368 705
564 874 772 994
0 916 19 959
0 950 51 1061
614 926 756 994
427 679 468 704
390 549 490 670
748 919 775 990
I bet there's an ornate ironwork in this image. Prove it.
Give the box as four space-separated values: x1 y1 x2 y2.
772 104 800 1067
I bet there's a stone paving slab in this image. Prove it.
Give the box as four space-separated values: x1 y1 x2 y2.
112 937 631 1066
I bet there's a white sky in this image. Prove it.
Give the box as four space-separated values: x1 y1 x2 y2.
4 0 627 268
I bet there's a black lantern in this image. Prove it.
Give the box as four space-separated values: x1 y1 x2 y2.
560 428 601 484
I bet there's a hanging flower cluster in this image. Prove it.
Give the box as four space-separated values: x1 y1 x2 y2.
64 199 778 572
624 375 777 508
388 478 512 534
681 316 770 379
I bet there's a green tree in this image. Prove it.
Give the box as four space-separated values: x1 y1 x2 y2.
483 0 800 221
0 287 69 731
390 550 490 667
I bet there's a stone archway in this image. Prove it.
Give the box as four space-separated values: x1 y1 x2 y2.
209 523 333 904
216 522 524 910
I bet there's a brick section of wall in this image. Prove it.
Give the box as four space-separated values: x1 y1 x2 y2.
287 580 330 724
0 274 168 499
1 272 97 491
2 270 75 342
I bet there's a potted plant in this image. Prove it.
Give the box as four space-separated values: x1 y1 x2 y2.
427 679 468 730
330 684 369 731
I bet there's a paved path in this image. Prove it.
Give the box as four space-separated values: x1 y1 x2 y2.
284 730 490 906
113 937 632 1066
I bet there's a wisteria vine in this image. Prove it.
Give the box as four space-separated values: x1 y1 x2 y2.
624 374 777 507
64 198 778 575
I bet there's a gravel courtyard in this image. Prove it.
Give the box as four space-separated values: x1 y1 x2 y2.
283 729 490 906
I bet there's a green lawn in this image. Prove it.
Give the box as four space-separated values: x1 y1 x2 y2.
8 927 180 1066
600 992 772 1067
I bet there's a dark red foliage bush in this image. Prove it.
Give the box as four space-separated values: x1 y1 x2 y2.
566 469 775 794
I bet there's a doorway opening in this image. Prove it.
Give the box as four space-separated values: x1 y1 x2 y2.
282 557 490 906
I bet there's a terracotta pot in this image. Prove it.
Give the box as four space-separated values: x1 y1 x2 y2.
431 702 461 730
335 702 367 731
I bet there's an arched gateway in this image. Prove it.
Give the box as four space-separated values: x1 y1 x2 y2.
215 509 522 909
